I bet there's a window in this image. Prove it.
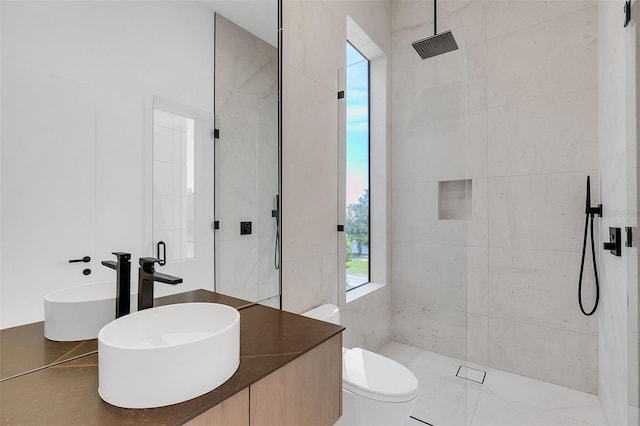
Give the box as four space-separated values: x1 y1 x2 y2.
345 42 370 291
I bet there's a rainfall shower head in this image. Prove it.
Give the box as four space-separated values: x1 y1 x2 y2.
412 31 458 59
412 0 458 59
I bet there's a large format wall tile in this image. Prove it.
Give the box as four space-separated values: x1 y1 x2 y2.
282 253 338 315
467 246 488 316
342 284 392 351
488 89 598 178
392 299 467 360
467 313 488 366
465 42 487 113
283 65 338 173
468 177 488 247
392 116 467 185
489 247 598 336
283 0 343 92
488 318 598 393
392 242 467 312
465 109 488 179
488 172 598 252
391 182 468 246
486 7 597 108
598 251 629 425
283 164 337 261
486 0 596 40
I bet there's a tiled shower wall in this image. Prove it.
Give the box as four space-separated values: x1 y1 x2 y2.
391 0 599 393
597 0 635 423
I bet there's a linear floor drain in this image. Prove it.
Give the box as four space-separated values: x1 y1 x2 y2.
456 365 486 384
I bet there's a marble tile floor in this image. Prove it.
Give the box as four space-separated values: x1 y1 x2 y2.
378 342 608 426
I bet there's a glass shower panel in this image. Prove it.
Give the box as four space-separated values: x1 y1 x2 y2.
628 4 639 423
388 26 470 426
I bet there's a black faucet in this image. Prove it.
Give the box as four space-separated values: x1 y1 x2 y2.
138 257 183 311
101 252 131 318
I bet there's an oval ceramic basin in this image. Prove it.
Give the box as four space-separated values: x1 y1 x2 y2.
98 302 240 409
44 282 137 341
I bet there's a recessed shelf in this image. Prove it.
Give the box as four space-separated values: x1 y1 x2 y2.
438 179 472 220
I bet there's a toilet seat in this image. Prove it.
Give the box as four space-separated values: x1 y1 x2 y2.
342 347 419 403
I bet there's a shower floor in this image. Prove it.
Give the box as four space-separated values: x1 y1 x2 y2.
377 342 608 426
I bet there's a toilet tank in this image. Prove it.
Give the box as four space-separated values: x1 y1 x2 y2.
302 304 340 325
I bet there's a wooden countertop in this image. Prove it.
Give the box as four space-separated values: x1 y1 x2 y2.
0 290 344 425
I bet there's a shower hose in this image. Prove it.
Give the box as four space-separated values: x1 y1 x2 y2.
578 177 600 316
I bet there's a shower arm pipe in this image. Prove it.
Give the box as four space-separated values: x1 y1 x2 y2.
434 0 437 35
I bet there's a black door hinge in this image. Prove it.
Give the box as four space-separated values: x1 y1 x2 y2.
337 224 345 232
213 129 220 139
624 0 631 27
338 91 345 99
214 220 220 230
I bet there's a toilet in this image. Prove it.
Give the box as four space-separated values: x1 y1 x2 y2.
303 304 419 426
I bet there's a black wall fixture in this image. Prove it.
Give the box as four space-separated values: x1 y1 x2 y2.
624 0 631 27
604 227 622 257
240 221 252 235
411 0 459 59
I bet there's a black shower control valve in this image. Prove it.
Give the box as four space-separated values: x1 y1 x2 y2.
69 256 91 263
603 227 622 256
83 268 91 275
240 221 252 235
586 204 602 217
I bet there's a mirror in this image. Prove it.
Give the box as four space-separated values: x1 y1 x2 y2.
213 14 280 305
0 1 280 329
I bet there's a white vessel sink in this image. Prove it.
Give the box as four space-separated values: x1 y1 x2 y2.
44 282 137 341
98 302 240 409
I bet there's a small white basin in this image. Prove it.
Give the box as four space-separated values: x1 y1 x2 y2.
98 302 240 409
44 282 137 341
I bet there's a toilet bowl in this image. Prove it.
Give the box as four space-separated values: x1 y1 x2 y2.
303 304 419 426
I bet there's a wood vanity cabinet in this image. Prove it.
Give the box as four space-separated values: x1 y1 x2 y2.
186 334 342 426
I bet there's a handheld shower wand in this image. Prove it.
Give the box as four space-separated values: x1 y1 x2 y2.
578 176 601 316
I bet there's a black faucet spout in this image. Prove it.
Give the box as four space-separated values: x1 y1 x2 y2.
137 257 183 311
150 271 183 285
101 260 117 269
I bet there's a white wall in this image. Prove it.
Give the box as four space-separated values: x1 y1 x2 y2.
1 2 215 328
391 0 599 393
282 0 392 350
